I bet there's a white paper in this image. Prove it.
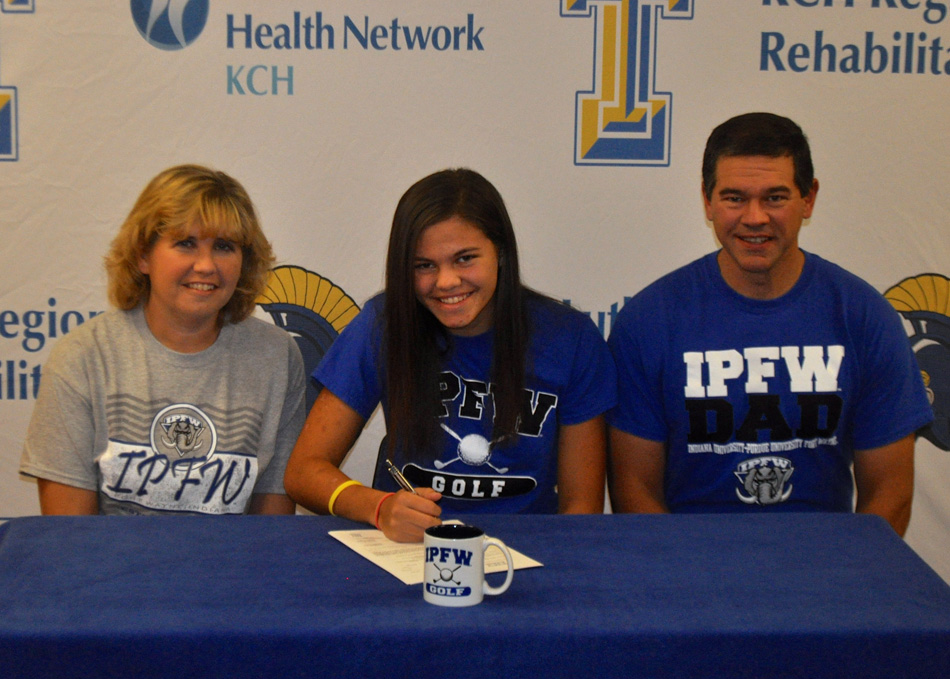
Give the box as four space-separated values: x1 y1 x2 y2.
329 522 543 585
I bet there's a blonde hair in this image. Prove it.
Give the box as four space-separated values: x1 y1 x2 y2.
105 164 275 324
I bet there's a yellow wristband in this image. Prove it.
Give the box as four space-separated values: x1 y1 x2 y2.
327 479 362 516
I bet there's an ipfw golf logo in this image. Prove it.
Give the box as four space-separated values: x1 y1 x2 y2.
131 0 209 51
561 0 694 166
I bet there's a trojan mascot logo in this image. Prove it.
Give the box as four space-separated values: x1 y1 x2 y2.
256 265 360 412
886 274 950 451
561 0 693 166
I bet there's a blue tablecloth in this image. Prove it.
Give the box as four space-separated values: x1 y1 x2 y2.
0 513 948 678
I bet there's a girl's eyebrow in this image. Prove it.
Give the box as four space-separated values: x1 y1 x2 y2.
414 246 482 261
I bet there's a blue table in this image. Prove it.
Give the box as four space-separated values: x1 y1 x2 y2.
0 513 948 678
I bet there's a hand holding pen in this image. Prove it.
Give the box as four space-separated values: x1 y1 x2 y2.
385 458 418 494
380 458 442 542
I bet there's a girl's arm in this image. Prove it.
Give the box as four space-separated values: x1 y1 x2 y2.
556 415 607 513
284 388 442 542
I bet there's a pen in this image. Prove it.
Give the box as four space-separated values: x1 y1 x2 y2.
385 458 418 495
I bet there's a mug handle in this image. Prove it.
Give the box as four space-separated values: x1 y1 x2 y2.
482 537 514 596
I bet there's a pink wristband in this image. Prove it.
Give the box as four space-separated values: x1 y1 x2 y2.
374 492 396 530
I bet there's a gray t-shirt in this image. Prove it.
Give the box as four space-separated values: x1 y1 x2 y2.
20 307 306 515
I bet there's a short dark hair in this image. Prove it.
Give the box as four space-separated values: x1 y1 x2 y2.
702 112 814 199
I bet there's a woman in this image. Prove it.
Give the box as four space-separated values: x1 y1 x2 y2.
284 168 615 541
20 164 305 515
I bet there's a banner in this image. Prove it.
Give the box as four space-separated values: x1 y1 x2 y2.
1 1 947 581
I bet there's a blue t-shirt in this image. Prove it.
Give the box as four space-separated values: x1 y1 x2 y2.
608 251 933 514
315 293 616 514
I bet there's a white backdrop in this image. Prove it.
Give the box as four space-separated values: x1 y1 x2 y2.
1 1 947 581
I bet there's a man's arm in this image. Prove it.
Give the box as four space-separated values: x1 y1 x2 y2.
607 428 669 513
853 433 915 536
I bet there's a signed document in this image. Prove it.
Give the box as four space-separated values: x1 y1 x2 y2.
329 522 543 585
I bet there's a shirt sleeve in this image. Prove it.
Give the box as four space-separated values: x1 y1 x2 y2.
253 335 307 495
850 293 934 450
606 296 668 442
312 296 384 420
557 312 617 426
19 337 100 491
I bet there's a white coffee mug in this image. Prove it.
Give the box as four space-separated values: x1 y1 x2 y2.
423 524 514 607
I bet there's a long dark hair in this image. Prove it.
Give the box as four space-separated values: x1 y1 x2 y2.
384 168 529 461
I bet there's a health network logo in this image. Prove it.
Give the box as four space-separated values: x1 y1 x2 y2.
131 0 209 51
561 0 694 166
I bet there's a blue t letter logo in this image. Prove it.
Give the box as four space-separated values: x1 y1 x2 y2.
561 0 694 166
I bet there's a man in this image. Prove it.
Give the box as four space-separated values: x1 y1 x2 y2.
607 112 932 535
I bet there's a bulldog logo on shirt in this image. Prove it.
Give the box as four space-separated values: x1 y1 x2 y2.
149 404 217 461
734 456 794 505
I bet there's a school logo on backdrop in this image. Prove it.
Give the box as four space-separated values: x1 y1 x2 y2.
0 0 33 161
560 0 694 166
1 0 35 14
130 0 209 50
256 265 360 413
886 274 950 451
0 87 17 161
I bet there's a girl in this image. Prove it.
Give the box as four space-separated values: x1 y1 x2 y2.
284 169 615 541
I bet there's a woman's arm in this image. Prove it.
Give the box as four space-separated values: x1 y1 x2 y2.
556 415 607 513
37 479 99 515
284 388 442 542
248 493 297 515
